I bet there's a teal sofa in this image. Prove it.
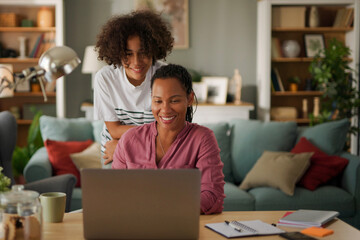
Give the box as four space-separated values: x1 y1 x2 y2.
24 117 360 228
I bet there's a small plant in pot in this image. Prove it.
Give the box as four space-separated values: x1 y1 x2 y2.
288 76 301 92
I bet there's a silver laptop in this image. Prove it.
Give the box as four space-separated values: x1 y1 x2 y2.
81 169 201 240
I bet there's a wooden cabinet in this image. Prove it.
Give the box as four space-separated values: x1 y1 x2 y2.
257 0 359 154
0 0 64 146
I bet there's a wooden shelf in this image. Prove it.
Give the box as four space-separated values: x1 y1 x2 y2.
197 102 254 107
272 57 353 62
0 27 56 32
17 119 32 125
272 91 323 96
272 27 353 32
14 92 56 97
0 58 39 63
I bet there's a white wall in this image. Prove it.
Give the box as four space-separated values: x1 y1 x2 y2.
64 0 257 117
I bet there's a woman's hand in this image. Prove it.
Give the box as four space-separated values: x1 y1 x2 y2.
103 139 119 164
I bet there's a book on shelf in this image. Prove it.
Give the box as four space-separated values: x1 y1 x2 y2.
344 8 354 27
333 8 354 28
271 37 282 58
29 34 44 58
271 68 284 92
333 8 346 27
35 32 56 58
273 68 284 91
277 210 339 228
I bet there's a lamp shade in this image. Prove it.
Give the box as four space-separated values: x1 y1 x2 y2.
82 45 106 73
39 46 81 82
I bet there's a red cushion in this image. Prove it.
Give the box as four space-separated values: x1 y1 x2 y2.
291 137 348 190
45 139 93 187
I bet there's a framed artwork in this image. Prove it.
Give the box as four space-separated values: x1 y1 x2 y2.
135 0 189 49
0 64 14 97
192 82 208 103
304 34 325 57
202 77 228 104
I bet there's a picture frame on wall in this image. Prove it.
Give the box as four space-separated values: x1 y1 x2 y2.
304 34 325 57
192 82 208 103
202 77 228 104
134 0 189 49
0 64 14 97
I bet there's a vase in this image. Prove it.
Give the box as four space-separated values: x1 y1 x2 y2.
37 7 54 27
282 40 301 58
18 36 27 58
309 6 320 28
313 97 320 117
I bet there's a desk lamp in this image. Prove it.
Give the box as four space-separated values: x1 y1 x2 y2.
0 46 81 101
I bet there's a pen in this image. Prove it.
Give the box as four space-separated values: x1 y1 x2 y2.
225 220 242 232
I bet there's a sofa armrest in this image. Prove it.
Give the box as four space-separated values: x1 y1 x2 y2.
340 151 360 227
24 147 52 182
24 174 76 212
340 151 360 197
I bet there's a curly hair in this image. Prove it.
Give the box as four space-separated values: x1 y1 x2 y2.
151 64 197 123
96 10 174 68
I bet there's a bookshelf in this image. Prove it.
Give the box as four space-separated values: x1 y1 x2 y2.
0 0 64 146
257 0 359 154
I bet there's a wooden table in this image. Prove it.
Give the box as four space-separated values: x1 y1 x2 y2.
43 211 360 239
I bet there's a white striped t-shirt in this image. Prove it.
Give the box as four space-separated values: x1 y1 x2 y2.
93 61 165 155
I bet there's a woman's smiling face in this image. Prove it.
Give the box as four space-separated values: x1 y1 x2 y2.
151 77 193 132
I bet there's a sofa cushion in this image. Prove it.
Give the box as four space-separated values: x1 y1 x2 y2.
45 139 93 187
292 137 349 190
92 120 104 144
239 151 312 196
230 120 298 183
249 186 355 218
223 182 254 211
296 118 350 155
70 142 102 170
40 116 94 142
203 122 233 182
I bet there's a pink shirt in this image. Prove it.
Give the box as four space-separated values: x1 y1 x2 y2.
112 121 225 214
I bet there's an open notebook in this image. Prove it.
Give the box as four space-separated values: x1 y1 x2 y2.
206 220 285 238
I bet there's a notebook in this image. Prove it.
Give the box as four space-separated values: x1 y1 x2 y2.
278 209 339 228
206 220 285 238
81 169 201 240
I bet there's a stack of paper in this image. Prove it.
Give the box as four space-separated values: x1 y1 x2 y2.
277 210 339 228
206 220 285 238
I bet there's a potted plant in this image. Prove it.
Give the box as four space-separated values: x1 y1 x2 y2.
309 38 360 135
0 167 11 192
288 76 301 92
12 107 43 183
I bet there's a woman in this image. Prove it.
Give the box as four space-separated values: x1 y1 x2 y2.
94 11 173 167
112 64 225 214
